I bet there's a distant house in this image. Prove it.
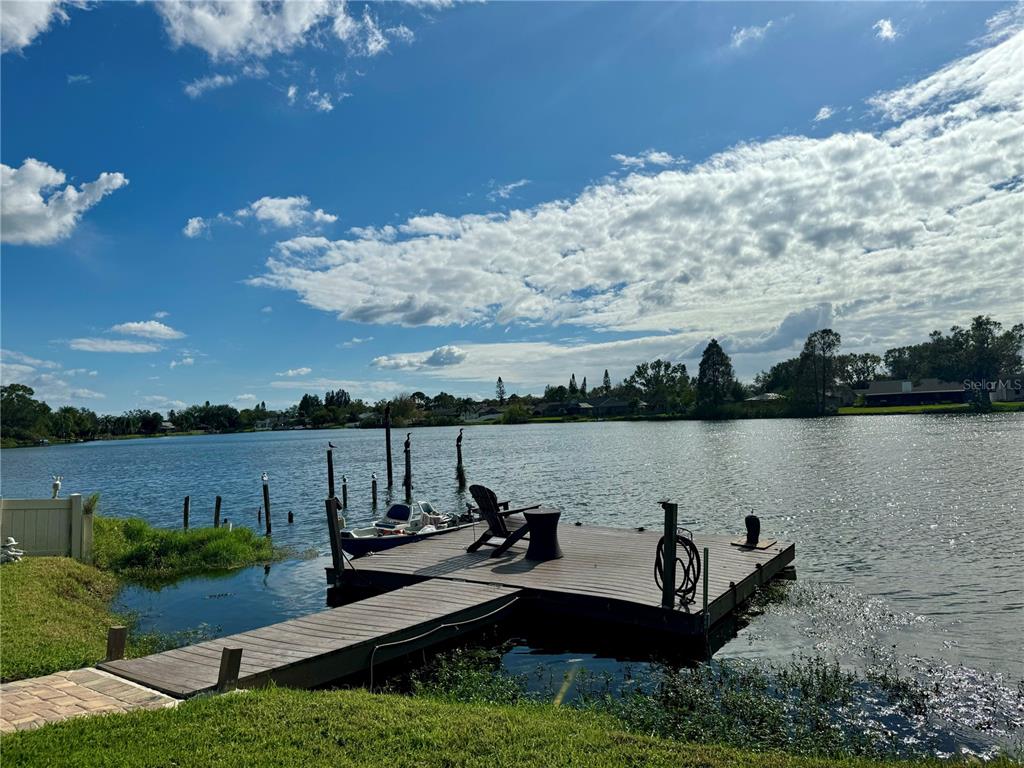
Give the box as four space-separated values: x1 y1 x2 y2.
159 420 176 433
861 378 966 406
592 397 644 417
990 377 1024 402
565 401 594 416
464 406 503 423
532 402 567 417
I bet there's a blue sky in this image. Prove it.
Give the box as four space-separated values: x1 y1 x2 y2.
2 1 1022 413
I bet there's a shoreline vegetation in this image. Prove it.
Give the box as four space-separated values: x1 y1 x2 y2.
3 400 1022 448
3 316 1021 449
0 497 282 682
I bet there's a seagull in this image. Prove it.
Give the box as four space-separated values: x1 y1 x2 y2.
328 442 336 449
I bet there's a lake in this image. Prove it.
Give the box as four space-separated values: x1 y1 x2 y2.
2 415 1022 754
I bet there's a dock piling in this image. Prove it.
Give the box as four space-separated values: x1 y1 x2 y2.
384 404 394 488
325 498 342 585
403 433 413 503
216 647 243 692
456 428 466 490
327 449 336 499
214 496 222 528
182 496 190 529
288 511 294 524
371 473 378 508
262 472 272 535
659 501 678 609
702 547 710 644
341 475 348 509
105 626 127 661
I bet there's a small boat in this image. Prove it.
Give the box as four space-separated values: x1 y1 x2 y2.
339 501 479 558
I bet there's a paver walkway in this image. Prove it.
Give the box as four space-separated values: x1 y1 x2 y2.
0 668 176 733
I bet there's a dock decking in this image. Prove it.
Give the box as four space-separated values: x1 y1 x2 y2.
332 521 794 635
99 580 520 698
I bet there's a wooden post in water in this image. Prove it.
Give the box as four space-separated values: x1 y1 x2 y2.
287 511 294 524
262 472 272 535
371 473 378 508
216 647 243 692
106 626 127 661
384 404 394 488
214 496 222 528
325 498 342 584
341 475 348 509
455 428 466 490
327 448 336 500
403 433 413 503
182 496 190 529
660 501 678 609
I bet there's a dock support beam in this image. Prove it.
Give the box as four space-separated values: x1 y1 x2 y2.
106 626 127 661
262 473 271 535
214 496 222 528
182 496 190 529
660 501 678 609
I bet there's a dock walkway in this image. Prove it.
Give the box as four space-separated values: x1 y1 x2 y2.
99 580 520 698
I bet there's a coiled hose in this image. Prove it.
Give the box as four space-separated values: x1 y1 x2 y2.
654 527 701 605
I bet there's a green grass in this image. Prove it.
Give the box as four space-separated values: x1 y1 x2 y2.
92 515 279 583
841 401 1023 415
0 558 124 681
0 687 975 768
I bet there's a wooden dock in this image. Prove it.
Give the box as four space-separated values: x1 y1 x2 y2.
97 517 793 698
330 521 795 637
99 580 520 698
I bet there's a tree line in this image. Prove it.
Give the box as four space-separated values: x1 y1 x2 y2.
2 316 1019 445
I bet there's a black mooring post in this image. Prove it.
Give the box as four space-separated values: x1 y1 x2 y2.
327 448 336 499
341 475 348 508
384 404 394 488
262 473 271 535
744 513 760 548
660 501 678 609
403 433 412 503
182 496 190 529
371 472 378 508
213 495 222 528
456 428 466 490
325 498 342 585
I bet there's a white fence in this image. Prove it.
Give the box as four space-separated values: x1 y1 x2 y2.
0 494 93 563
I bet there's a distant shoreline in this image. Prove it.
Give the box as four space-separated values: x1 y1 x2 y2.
3 402 1020 449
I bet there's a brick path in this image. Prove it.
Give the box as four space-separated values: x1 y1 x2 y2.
1 668 177 733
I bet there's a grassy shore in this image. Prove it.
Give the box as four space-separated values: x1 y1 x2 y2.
0 510 280 681
840 402 1024 415
0 687 983 768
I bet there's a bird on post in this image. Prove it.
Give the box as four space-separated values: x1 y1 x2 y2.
404 433 411 453
329 441 336 449
456 428 463 448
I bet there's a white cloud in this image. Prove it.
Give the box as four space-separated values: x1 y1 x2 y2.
155 0 339 60
109 321 186 340
287 84 298 105
1 349 61 369
1 0 75 54
260 305 273 313
275 367 313 377
169 355 194 369
1 158 128 245
813 105 835 123
874 19 898 41
342 336 373 347
67 73 90 84
234 393 257 402
730 21 773 49
250 28 1024 359
153 311 170 319
611 149 684 169
235 195 337 228
69 338 160 353
183 216 208 238
306 89 334 112
184 73 235 98
267 377 405 398
140 394 187 410
372 345 468 370
155 1 417 61
487 179 530 201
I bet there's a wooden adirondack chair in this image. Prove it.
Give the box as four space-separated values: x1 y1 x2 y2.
466 484 530 557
